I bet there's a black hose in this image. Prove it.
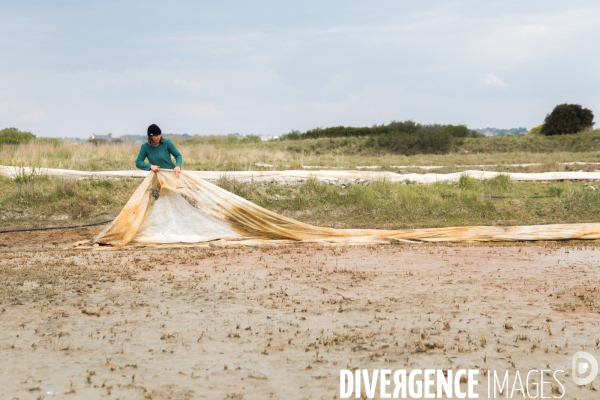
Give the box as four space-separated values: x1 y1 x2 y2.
441 194 557 199
487 195 557 199
0 219 113 234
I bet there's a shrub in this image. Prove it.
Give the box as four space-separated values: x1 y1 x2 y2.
280 120 479 155
373 127 453 155
527 124 543 135
387 120 420 135
224 134 262 144
541 104 594 136
279 130 301 140
294 120 478 141
0 128 36 145
365 124 476 155
240 134 261 144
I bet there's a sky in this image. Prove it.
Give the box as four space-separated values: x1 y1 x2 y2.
0 0 599 138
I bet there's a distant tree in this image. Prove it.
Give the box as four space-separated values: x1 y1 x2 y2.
280 130 301 140
541 104 594 136
0 127 36 144
285 120 478 141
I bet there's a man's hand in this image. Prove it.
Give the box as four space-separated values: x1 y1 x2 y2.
174 166 181 178
150 165 160 172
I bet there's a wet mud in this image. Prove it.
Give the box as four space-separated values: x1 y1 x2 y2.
1 243 599 398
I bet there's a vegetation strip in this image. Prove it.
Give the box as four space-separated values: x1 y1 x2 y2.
3 171 600 231
3 127 600 173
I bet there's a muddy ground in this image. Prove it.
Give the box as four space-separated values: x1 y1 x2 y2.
1 233 599 399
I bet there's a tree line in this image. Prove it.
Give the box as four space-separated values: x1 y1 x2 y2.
0 128 36 145
280 121 480 155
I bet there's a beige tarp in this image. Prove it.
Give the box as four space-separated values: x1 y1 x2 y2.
92 170 600 246
3 165 600 184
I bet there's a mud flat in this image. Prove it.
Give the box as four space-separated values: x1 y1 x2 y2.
0 240 599 399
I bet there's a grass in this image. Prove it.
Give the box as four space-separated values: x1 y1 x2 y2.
0 175 140 229
216 175 600 229
3 131 600 231
3 174 600 231
0 140 297 171
4 134 600 173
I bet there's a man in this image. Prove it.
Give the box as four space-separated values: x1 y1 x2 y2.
135 124 182 178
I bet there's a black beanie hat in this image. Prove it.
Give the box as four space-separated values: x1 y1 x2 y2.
147 124 162 136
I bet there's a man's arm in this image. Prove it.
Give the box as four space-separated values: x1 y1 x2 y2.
167 140 183 167
135 145 151 170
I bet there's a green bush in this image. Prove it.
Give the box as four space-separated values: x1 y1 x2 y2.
541 104 594 136
371 127 453 155
527 124 543 135
291 120 478 141
281 120 479 155
301 124 388 139
222 134 262 145
240 134 261 144
0 128 36 145
387 120 420 135
365 124 475 155
279 130 301 140
226 135 239 144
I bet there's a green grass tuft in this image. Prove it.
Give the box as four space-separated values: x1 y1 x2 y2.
214 177 600 229
0 176 140 229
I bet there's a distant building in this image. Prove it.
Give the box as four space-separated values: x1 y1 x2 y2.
91 133 113 142
259 135 279 141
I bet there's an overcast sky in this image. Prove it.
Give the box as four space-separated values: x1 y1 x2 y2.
1 1 599 138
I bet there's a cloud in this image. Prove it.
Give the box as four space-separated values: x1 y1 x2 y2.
174 79 202 91
484 74 508 87
175 102 224 120
1 2 600 136
466 6 600 70
0 100 46 124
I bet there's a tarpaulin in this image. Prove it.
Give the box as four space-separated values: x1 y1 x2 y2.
92 171 600 246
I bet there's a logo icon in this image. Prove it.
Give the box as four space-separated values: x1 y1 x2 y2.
572 351 598 385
